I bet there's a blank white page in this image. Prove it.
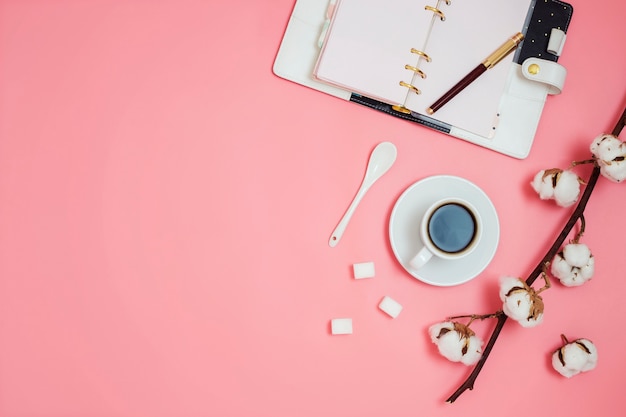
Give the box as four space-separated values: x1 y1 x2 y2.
404 0 531 137
314 0 445 106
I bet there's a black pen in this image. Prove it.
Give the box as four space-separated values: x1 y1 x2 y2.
427 32 524 115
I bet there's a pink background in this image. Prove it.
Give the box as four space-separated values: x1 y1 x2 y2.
0 0 624 416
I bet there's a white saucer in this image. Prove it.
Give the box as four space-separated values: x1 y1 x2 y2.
389 175 500 286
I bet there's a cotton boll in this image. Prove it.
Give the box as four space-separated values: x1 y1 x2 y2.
503 291 543 328
591 133 626 183
551 244 595 287
552 337 598 378
428 321 483 365
499 276 544 327
531 169 580 206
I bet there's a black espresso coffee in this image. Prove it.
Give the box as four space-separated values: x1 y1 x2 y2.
427 203 476 253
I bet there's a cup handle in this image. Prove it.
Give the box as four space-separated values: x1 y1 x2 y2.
409 246 433 270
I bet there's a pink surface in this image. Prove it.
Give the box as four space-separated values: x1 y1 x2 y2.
0 0 624 416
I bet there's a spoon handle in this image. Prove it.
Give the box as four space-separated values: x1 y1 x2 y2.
328 183 369 247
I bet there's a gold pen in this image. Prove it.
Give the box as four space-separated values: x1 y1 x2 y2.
427 32 524 115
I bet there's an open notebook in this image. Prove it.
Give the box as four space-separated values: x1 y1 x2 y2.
315 0 532 138
274 0 573 158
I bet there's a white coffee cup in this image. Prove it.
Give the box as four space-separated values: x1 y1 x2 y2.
409 197 482 270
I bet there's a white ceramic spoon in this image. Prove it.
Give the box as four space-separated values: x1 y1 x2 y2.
329 142 397 247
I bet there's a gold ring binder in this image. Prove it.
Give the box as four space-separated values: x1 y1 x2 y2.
410 48 431 62
404 64 426 78
425 5 446 21
399 81 420 94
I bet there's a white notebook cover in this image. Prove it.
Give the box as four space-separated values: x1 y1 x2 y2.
273 0 567 159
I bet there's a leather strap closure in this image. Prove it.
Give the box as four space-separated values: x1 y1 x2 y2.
521 58 567 95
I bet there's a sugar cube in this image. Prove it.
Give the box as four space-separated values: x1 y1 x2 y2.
379 296 403 318
352 261 375 279
331 318 353 335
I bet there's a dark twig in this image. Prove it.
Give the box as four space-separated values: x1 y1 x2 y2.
445 105 626 403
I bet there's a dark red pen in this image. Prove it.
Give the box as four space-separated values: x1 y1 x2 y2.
427 32 524 115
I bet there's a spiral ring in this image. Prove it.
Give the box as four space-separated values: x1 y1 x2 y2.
410 48 432 62
404 65 426 79
424 5 445 21
399 81 421 94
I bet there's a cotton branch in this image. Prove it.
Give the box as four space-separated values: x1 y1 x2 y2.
445 105 626 403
